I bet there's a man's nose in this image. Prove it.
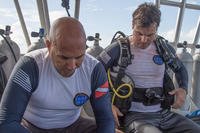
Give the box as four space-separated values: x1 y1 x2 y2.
66 58 77 70
141 35 148 43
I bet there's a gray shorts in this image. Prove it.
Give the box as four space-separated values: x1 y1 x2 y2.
21 116 96 133
124 109 200 133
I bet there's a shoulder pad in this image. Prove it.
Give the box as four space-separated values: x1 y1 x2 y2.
118 37 133 67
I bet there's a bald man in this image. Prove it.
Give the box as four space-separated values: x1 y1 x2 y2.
0 17 115 133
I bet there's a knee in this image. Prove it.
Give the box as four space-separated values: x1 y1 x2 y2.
126 121 162 133
136 123 161 133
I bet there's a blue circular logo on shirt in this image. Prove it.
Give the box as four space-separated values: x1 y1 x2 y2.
74 93 89 106
153 55 163 65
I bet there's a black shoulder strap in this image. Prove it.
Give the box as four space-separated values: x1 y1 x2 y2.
118 37 132 67
154 36 180 72
111 31 133 86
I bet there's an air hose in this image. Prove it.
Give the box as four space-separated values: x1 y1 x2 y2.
107 68 133 104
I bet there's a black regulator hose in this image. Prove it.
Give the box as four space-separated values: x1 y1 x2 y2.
110 31 127 44
0 29 17 63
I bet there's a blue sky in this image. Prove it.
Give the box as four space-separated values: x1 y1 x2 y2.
0 0 200 53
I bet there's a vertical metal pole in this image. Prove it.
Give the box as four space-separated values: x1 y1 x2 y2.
74 0 80 19
154 0 161 8
13 0 31 46
42 0 50 34
36 0 46 30
191 17 200 54
173 0 186 47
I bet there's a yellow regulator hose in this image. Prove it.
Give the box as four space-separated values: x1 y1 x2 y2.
107 68 133 104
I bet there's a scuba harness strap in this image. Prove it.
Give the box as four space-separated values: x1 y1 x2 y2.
130 36 181 108
108 31 134 114
114 36 133 87
155 36 180 72
109 31 133 88
109 34 180 113
154 36 181 109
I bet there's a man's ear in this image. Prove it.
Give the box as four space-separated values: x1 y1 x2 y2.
45 39 51 49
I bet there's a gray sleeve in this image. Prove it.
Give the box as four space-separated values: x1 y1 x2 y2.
97 42 120 71
90 62 115 133
167 44 188 90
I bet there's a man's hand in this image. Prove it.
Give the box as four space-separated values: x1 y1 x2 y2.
112 105 123 127
169 88 186 109
115 128 124 133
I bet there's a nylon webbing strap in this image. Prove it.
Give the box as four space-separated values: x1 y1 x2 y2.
154 36 180 72
115 38 132 86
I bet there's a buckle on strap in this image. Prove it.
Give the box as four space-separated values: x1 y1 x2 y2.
132 87 163 106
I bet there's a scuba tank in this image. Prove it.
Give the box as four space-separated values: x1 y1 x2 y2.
0 52 7 100
27 28 46 52
0 25 20 80
175 41 193 111
186 45 200 126
0 25 20 100
86 33 104 58
191 45 200 108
